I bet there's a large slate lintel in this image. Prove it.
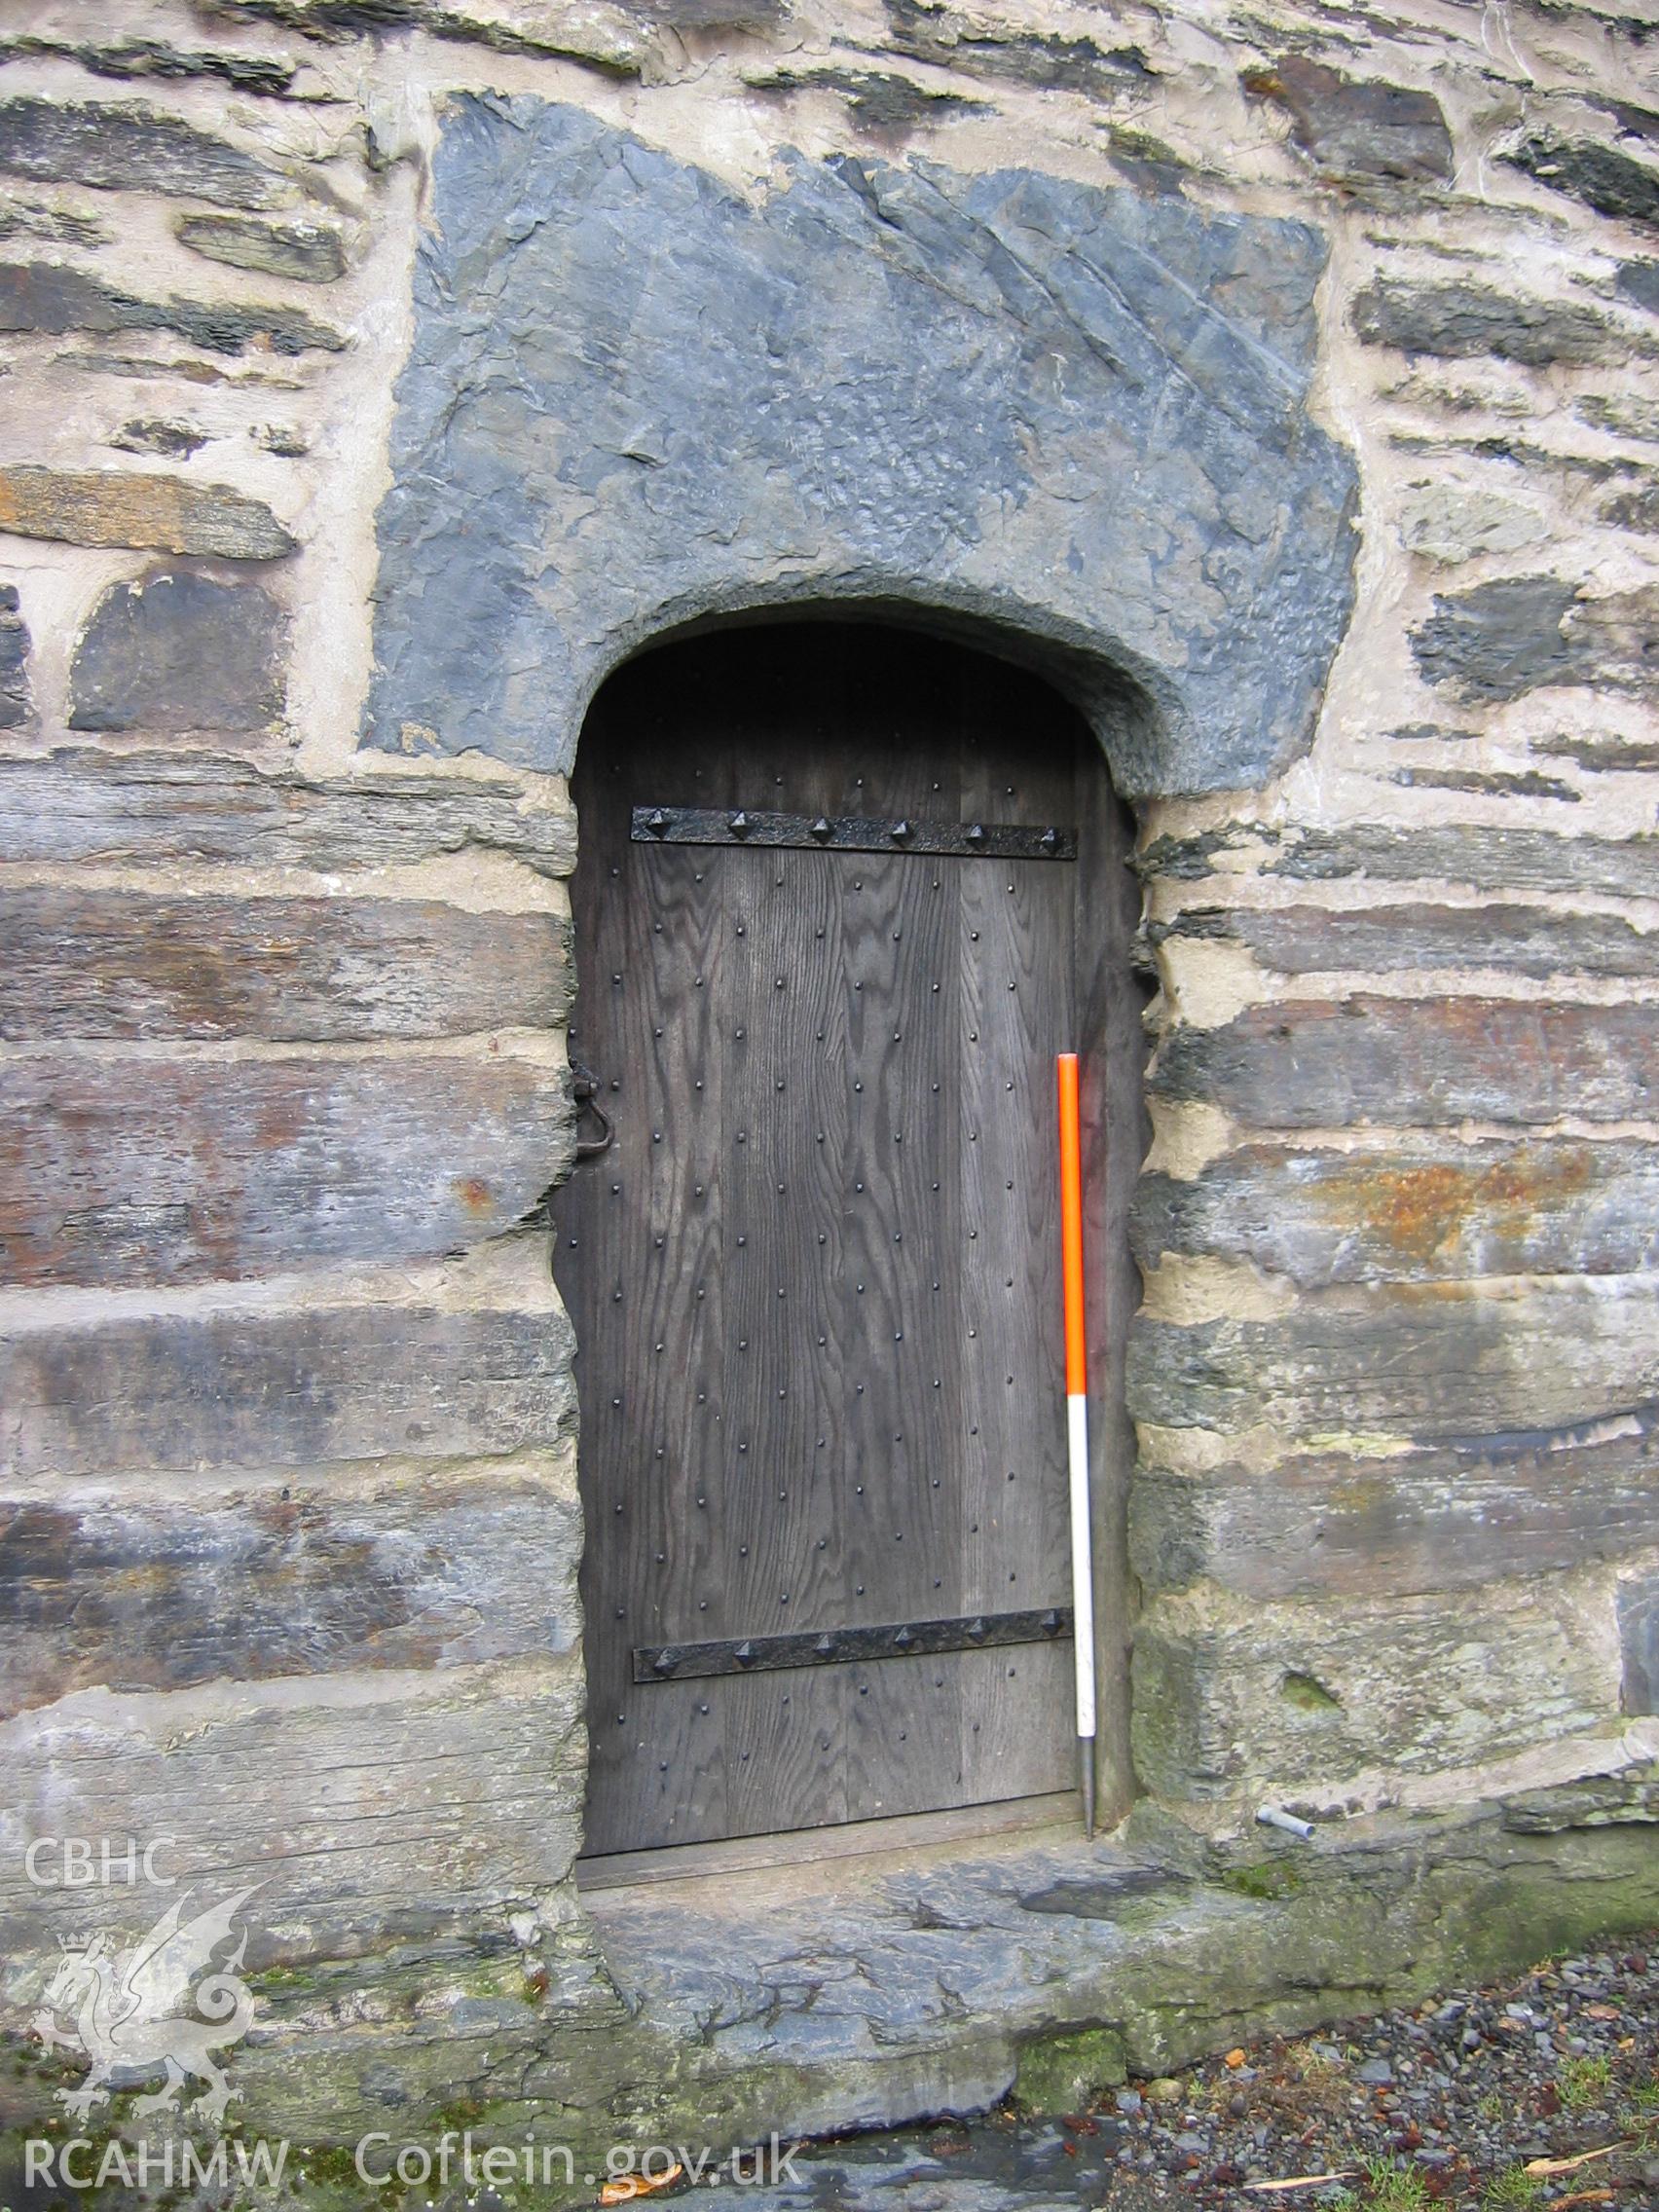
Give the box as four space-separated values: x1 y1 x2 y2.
364 96 1357 798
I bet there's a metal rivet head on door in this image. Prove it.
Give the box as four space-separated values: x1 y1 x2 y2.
645 808 669 836
810 817 833 842
730 811 754 838
965 824 986 847
890 820 913 845
1041 828 1059 854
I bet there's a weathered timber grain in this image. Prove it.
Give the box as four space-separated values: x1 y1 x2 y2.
1127 1280 1659 1439
1152 998 1658 1127
0 887 571 1042
0 747 576 876
1130 1419 1659 1599
0 1052 573 1286
0 1472 579 1716
1157 902 1659 979
1133 1137 1659 1282
0 1298 575 1476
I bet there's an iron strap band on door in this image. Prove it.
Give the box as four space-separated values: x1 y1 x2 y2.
634 1605 1072 1683
632 805 1077 862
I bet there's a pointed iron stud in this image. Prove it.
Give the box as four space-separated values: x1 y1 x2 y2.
814 1634 837 1659
965 823 986 849
652 1648 680 1677
892 1626 915 1652
890 819 913 845
1040 1608 1063 1637
965 1616 988 1644
810 816 834 843
729 811 754 839
645 808 670 837
733 1640 757 1668
1040 828 1059 855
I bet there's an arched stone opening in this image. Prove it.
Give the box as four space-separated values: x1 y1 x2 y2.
557 613 1150 1861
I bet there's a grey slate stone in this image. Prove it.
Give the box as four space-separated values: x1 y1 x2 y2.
1351 276 1635 368
0 258 342 355
0 36 299 98
0 95 289 209
175 211 348 283
363 95 1357 798
1616 258 1659 315
0 583 28 728
1503 131 1659 231
69 570 287 734
1410 575 1580 701
1621 1576 1658 1715
1242 55 1454 184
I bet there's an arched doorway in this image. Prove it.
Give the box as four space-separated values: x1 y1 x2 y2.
557 618 1143 1857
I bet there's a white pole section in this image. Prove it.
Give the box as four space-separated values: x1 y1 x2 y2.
1056 1052 1097 1838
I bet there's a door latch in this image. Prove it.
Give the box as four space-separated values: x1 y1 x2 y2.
571 1061 615 1159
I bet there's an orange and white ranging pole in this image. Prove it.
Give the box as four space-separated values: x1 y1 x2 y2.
1056 1053 1097 1839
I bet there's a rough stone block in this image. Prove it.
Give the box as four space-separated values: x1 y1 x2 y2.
1411 576 1659 702
0 581 27 726
1242 56 1453 183
1259 824 1659 903
1352 278 1636 368
0 746 576 877
1133 1137 1659 1284
0 1050 573 1285
364 96 1356 797
1130 1422 1659 1600
175 210 348 282
0 464 292 558
1621 1574 1658 1714
68 570 287 733
0 1464 579 1716
0 94 290 207
1131 1582 1618 1800
882 2 1153 97
1161 901 1659 981
1502 132 1659 230
0 258 343 354
0 1285 576 1476
0 1656 586 1950
1617 258 1659 316
109 418 207 458
0 884 571 1041
1128 1279 1659 1441
0 33 300 99
1152 997 1659 1129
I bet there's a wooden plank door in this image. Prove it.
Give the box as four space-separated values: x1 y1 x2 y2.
558 624 1098 1857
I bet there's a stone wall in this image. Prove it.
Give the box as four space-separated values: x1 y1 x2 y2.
1 0 1657 2124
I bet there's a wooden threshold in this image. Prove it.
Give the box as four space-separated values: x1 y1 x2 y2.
576 1790 1079 1893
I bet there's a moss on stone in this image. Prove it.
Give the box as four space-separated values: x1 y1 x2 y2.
1014 2026 1127 2113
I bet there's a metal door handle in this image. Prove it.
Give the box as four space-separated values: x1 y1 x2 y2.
571 1061 615 1158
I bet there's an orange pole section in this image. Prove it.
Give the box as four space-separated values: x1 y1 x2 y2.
1056 1053 1087 1396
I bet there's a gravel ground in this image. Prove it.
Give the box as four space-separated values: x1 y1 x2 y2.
719 1934 1659 2211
